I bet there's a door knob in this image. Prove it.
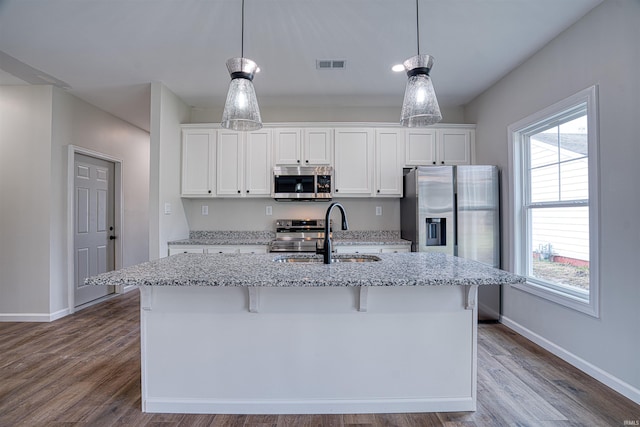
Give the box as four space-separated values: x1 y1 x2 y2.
109 235 117 240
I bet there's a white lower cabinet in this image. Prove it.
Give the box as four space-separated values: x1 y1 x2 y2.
237 246 269 254
168 246 206 256
335 245 410 254
169 245 269 256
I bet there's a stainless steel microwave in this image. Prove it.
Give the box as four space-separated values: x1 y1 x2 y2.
272 166 333 201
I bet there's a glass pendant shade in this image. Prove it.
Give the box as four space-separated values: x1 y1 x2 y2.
221 57 262 131
400 54 442 127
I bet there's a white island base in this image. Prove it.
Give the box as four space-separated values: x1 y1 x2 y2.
140 284 478 414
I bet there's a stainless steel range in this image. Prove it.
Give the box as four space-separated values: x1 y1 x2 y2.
269 219 329 252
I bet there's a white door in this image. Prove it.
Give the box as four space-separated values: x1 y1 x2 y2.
74 153 115 306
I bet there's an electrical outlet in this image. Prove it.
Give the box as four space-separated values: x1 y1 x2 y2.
164 202 171 215
266 205 273 216
201 205 209 215
375 206 382 216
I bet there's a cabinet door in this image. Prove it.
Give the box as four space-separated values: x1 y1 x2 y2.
169 246 206 255
375 129 404 197
438 129 472 165
333 129 374 196
237 245 268 254
273 129 302 165
182 129 215 196
245 130 272 196
216 131 243 196
334 246 382 254
405 129 437 166
380 246 411 253
303 128 332 165
205 246 239 254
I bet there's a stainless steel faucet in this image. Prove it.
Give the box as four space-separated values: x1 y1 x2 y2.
318 202 349 264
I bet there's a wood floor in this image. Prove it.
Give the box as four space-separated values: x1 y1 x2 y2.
0 290 638 427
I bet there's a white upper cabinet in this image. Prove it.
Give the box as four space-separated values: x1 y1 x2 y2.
273 129 302 165
273 128 332 165
182 124 473 199
405 127 474 166
333 128 374 197
303 128 332 165
438 128 473 165
244 131 272 195
405 129 437 166
216 129 272 197
182 129 216 197
216 130 243 196
375 129 405 197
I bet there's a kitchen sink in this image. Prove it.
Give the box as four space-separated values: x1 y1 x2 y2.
273 254 381 263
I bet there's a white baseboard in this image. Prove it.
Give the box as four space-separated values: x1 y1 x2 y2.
501 316 640 405
0 308 70 322
143 397 475 414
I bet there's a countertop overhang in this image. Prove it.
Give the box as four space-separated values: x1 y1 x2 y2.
85 252 524 288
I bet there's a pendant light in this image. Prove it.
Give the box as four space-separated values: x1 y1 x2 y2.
221 0 262 131
400 0 442 127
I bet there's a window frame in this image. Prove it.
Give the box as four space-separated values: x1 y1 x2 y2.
507 86 600 317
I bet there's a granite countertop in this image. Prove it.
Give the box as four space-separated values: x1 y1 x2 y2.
168 230 411 247
168 231 274 246
86 252 524 288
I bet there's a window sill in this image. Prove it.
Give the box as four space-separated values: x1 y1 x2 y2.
510 280 599 318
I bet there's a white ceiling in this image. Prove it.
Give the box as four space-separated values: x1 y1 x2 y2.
0 0 602 132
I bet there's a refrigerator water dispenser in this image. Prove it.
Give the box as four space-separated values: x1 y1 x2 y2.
425 218 446 246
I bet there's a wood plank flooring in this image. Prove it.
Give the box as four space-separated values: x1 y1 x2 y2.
0 289 638 426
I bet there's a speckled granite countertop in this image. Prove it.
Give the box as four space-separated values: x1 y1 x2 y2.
168 231 275 246
86 252 524 288
168 230 411 247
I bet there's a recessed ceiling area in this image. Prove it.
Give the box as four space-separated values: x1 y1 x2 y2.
0 0 603 131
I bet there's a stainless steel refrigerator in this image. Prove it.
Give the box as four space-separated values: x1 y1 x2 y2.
400 165 501 321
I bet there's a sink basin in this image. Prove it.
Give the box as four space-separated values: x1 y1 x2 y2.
273 254 381 263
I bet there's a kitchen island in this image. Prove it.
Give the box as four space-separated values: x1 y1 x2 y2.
86 252 524 414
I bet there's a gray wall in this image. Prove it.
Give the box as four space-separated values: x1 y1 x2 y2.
149 82 192 259
0 85 150 319
184 198 400 231
0 86 53 317
191 105 466 125
465 0 640 400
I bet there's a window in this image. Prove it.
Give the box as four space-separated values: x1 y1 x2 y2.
508 86 599 316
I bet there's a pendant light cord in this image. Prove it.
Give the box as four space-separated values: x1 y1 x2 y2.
241 0 245 58
416 0 420 55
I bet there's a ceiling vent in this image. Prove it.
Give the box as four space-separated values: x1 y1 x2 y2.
316 60 346 70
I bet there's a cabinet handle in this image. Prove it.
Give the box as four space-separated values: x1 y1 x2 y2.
246 190 249 193
441 161 445 164
208 190 212 194
237 190 241 194
297 160 300 163
377 189 380 193
305 160 309 163
432 161 436 165
335 189 339 192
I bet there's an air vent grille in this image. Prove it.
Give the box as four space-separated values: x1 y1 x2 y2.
316 60 346 70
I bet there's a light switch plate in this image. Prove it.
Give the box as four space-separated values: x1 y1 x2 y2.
164 202 171 215
201 205 209 215
266 206 273 216
375 206 382 216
